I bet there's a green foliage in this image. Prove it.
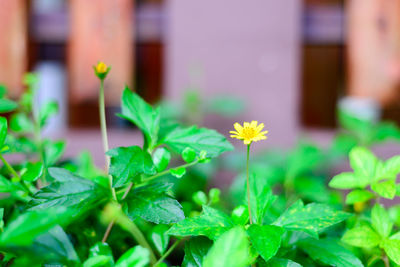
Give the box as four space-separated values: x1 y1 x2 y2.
115 246 149 267
203 227 250 267
342 226 381 248
298 238 363 267
371 204 393 238
152 147 171 172
167 205 234 240
3 71 400 266
150 224 170 254
125 183 184 224
107 146 156 187
0 208 71 246
27 168 108 214
273 200 350 238
161 125 234 158
120 87 160 149
247 225 283 262
182 236 212 267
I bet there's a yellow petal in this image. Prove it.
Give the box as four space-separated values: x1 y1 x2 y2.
229 131 239 135
256 123 264 132
250 121 258 128
243 122 250 128
234 123 243 132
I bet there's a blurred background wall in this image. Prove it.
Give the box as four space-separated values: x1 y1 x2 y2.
165 0 302 146
0 0 400 161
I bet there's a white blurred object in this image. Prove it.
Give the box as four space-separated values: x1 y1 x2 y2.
34 61 67 136
338 96 381 123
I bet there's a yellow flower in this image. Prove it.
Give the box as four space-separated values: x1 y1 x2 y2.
95 62 108 73
93 61 110 80
230 121 268 145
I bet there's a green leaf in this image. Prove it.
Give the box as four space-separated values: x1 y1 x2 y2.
150 224 170 254
39 100 58 127
342 226 381 248
371 204 393 238
182 147 197 163
261 258 302 267
120 87 160 148
298 238 363 267
345 189 375 205
89 242 113 259
382 239 400 265
152 147 171 172
231 205 249 225
349 147 377 180
115 246 149 267
377 155 400 180
0 98 17 113
0 208 71 246
10 113 34 133
371 180 396 199
273 200 350 238
182 236 212 267
329 172 367 189
125 183 184 224
248 173 276 224
374 122 400 142
107 146 156 187
167 205 234 240
247 225 283 262
33 225 80 264
44 140 66 166
27 168 108 215
0 175 12 192
0 117 7 146
162 125 234 158
4 225 81 265
203 227 250 267
170 167 186 178
20 161 44 182
83 256 113 267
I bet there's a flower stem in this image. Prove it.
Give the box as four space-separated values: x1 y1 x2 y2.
99 79 116 201
32 95 46 184
142 160 199 184
154 239 182 266
246 144 253 224
126 221 157 265
101 182 134 243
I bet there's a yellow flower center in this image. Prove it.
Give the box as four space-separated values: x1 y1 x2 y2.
96 62 108 73
242 127 256 140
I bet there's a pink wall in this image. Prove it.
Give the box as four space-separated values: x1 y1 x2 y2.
165 0 302 148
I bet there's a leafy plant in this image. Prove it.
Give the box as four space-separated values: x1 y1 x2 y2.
1 66 400 267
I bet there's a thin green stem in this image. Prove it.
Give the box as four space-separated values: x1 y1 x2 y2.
0 154 31 194
32 99 46 184
111 205 157 264
143 160 199 184
246 144 253 224
127 222 157 265
154 239 182 266
99 79 117 201
102 182 134 243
